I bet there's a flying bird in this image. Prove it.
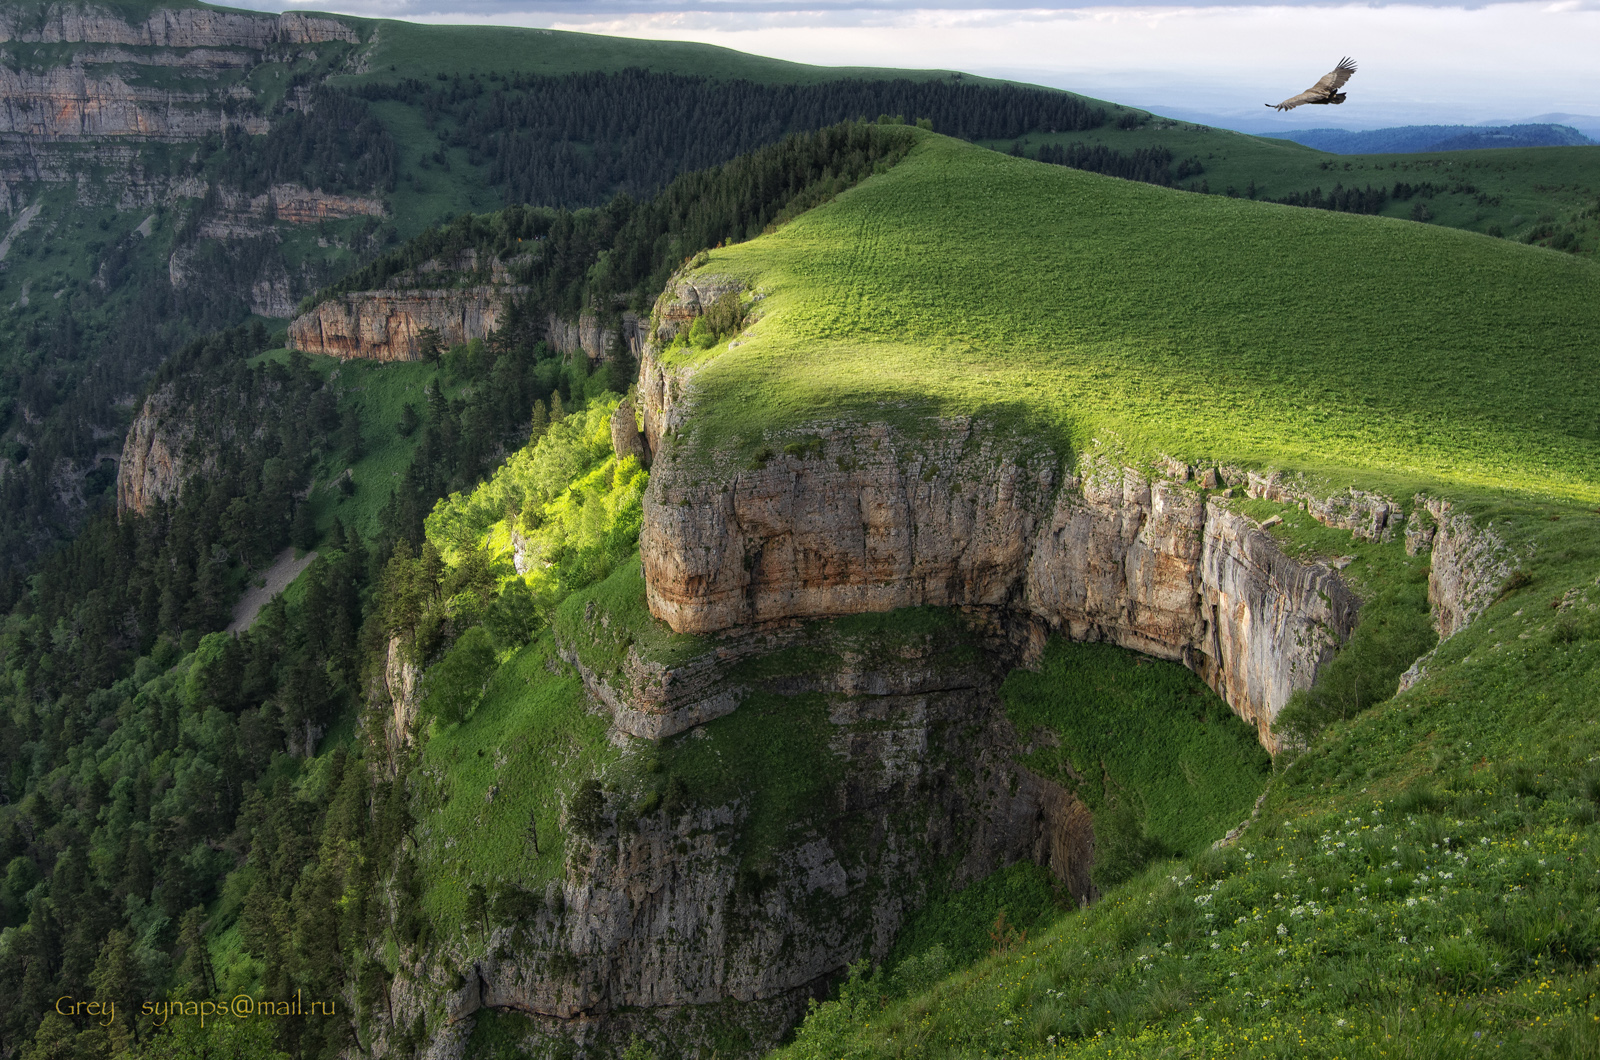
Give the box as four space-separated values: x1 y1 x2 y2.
1267 57 1357 111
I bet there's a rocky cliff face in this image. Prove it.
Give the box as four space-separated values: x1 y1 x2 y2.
0 7 357 48
640 419 1357 750
546 311 643 363
1416 496 1515 639
289 284 643 364
392 620 1091 1060
649 272 744 346
199 183 386 239
384 636 423 755
0 64 269 141
0 7 356 143
288 287 521 361
116 383 190 515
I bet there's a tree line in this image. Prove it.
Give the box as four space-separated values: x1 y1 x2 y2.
355 68 1105 208
323 120 916 337
1023 141 1206 187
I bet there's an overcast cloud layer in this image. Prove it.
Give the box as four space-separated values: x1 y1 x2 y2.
239 0 1600 128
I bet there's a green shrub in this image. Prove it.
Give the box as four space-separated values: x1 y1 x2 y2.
1089 795 1170 892
689 314 716 349
422 626 498 724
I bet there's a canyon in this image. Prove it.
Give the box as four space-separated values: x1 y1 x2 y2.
382 275 1509 1060
391 613 1094 1060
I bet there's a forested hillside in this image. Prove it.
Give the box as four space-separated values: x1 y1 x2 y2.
0 121 925 1059
0 1 1113 576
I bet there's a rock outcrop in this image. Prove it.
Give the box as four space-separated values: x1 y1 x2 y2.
392 620 1092 1059
116 384 190 515
385 636 423 754
0 7 358 48
1239 469 1402 543
609 399 649 467
199 183 385 239
1417 496 1514 639
546 311 644 363
0 64 269 141
649 272 744 345
288 287 520 361
640 423 1357 750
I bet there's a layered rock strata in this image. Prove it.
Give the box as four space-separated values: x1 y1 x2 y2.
0 7 357 48
640 418 1358 749
289 286 644 364
0 65 269 141
392 621 1091 1059
288 287 521 361
198 183 386 238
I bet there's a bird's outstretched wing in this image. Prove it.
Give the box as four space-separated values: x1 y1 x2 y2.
1267 57 1357 110
1269 88 1322 111
1310 56 1358 96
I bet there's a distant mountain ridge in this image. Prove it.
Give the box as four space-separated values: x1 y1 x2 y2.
1270 123 1595 155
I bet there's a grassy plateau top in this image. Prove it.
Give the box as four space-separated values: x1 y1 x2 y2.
673 130 1600 503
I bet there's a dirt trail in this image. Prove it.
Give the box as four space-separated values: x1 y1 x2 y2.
227 548 315 632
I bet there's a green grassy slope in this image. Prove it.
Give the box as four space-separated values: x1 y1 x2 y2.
693 134 1600 1060
994 122 1600 251
778 530 1600 1058
673 130 1600 503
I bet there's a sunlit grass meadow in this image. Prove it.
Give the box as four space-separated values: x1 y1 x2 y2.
680 132 1600 503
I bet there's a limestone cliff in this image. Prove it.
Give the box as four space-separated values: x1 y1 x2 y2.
640 419 1357 750
546 311 644 363
0 64 269 141
117 383 191 515
389 619 1092 1059
0 7 357 143
1416 496 1515 639
199 183 386 239
648 272 744 346
0 7 357 48
289 288 642 364
288 287 520 361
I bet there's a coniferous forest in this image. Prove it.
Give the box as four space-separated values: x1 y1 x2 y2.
0 121 919 1058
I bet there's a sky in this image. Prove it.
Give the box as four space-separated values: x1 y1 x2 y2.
234 0 1600 130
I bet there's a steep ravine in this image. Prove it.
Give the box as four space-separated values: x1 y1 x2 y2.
389 617 1094 1060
